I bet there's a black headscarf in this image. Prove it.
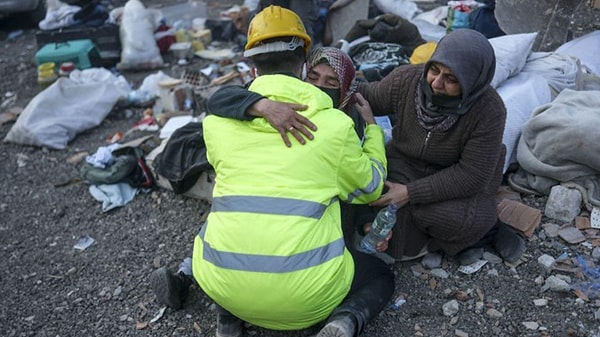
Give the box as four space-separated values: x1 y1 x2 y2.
419 29 496 118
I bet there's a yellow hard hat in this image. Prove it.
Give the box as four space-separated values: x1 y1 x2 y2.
409 41 438 64
244 5 312 56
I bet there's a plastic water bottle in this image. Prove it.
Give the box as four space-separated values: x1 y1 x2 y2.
360 204 399 254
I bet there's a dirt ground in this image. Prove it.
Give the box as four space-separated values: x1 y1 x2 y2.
1 1 600 337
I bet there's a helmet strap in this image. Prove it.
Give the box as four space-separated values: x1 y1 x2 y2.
301 62 307 80
244 37 305 57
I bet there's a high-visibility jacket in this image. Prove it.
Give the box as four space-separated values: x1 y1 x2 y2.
193 74 386 330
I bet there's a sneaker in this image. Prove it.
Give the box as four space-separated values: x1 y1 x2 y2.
493 221 526 263
317 314 356 337
397 243 430 262
216 313 243 337
456 247 484 265
149 267 190 310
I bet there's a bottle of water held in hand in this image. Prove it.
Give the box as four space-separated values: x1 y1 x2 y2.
360 204 399 254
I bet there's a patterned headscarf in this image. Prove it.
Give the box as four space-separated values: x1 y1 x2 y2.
307 47 357 112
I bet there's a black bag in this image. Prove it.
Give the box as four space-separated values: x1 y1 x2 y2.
152 122 211 194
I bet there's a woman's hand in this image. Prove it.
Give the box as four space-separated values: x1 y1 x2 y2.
370 180 409 208
353 93 376 125
362 221 393 252
249 99 317 147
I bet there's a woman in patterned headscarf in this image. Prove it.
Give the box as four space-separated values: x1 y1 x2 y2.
307 47 357 112
305 47 367 139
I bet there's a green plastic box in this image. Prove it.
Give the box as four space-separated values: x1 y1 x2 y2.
35 39 102 69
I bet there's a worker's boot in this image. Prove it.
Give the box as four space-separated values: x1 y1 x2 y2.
317 313 357 337
216 313 243 337
149 267 192 310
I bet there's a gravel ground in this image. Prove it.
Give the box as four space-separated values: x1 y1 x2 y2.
1 1 599 337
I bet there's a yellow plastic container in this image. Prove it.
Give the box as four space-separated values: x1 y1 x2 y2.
38 62 56 73
175 28 191 43
191 39 204 52
191 29 211 51
38 68 57 89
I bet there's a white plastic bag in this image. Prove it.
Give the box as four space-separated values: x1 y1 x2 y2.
373 0 421 20
522 52 582 98
555 31 600 76
496 72 551 173
4 69 130 149
119 0 163 70
489 32 537 88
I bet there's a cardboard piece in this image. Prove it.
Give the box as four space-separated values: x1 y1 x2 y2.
195 48 235 60
159 115 197 139
558 226 587 244
496 185 522 204
158 79 189 113
497 198 542 237
120 135 155 149
575 216 591 230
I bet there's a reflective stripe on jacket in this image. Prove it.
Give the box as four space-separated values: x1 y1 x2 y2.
193 74 386 330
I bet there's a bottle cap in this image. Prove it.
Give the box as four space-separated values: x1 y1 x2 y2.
60 62 76 72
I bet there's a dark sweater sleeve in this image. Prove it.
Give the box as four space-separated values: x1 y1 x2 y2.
356 76 396 117
206 85 265 121
357 65 420 117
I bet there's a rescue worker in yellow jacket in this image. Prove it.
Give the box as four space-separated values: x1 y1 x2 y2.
192 6 394 337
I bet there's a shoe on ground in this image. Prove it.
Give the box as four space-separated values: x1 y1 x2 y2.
397 243 430 262
456 247 484 265
493 221 526 263
149 267 190 310
317 314 356 337
217 313 243 337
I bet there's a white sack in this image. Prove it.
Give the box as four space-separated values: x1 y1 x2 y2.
522 52 582 98
373 0 421 20
489 32 537 88
496 72 551 173
410 18 447 43
119 0 163 69
412 5 447 26
555 30 600 76
4 68 130 149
